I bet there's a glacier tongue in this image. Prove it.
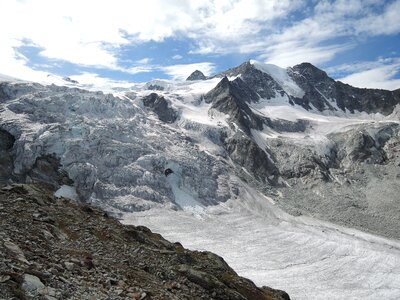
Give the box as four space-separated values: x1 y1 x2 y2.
123 180 400 300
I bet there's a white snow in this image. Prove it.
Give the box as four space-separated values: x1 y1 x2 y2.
123 180 400 300
54 185 79 201
0 73 21 82
250 60 305 98
167 173 205 216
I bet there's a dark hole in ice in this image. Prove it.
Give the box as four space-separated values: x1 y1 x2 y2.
164 168 173 177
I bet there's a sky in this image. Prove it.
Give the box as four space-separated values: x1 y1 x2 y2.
1 0 400 90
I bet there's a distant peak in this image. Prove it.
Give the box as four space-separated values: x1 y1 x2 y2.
186 70 207 81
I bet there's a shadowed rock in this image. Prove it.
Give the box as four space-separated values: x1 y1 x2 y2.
142 93 178 123
186 70 207 81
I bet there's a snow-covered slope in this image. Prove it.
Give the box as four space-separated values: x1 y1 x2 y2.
124 179 400 300
1 60 400 299
250 60 305 98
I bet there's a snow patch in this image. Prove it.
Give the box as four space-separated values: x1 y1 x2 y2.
250 60 305 98
54 185 78 201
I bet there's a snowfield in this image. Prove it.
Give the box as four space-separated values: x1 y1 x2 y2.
123 180 400 300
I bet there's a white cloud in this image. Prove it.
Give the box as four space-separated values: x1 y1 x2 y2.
336 58 400 90
69 72 131 88
0 0 399 85
251 0 400 68
261 43 353 67
0 0 303 73
161 62 215 80
136 58 152 64
356 0 400 36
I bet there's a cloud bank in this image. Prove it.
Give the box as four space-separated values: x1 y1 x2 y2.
0 0 399 88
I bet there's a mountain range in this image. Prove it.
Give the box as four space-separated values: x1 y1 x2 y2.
1 60 400 299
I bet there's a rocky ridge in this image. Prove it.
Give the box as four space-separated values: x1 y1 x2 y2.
217 61 400 115
0 183 289 300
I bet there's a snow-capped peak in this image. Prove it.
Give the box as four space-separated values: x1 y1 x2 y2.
249 60 305 98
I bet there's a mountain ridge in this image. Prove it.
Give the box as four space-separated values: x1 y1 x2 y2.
1 59 400 299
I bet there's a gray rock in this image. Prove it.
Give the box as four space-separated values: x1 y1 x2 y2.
226 133 279 184
27 154 73 189
186 70 207 81
216 61 283 100
142 93 177 123
290 62 400 115
21 273 45 296
205 77 263 133
4 240 30 264
64 261 75 271
0 129 15 184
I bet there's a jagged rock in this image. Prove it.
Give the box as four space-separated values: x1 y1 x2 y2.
290 62 400 114
216 62 283 100
330 123 398 166
63 77 79 84
216 61 400 115
142 93 177 123
205 77 263 133
186 70 207 81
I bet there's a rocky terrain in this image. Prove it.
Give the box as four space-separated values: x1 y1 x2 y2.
0 183 289 300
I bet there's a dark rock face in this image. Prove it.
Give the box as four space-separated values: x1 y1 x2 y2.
290 62 400 115
0 129 15 184
205 77 263 133
204 76 316 185
63 77 79 84
147 84 165 91
226 133 279 184
0 183 290 300
142 93 177 123
27 154 73 188
216 61 400 115
217 62 284 100
186 70 207 81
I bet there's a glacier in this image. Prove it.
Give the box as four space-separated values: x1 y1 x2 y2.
1 60 400 299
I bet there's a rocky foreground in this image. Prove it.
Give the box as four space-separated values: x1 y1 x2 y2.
0 183 289 300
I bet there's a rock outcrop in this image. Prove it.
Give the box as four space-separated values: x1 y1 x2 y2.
0 129 15 184
0 183 290 300
142 93 178 123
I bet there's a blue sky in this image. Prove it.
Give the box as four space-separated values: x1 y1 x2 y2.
1 0 400 89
